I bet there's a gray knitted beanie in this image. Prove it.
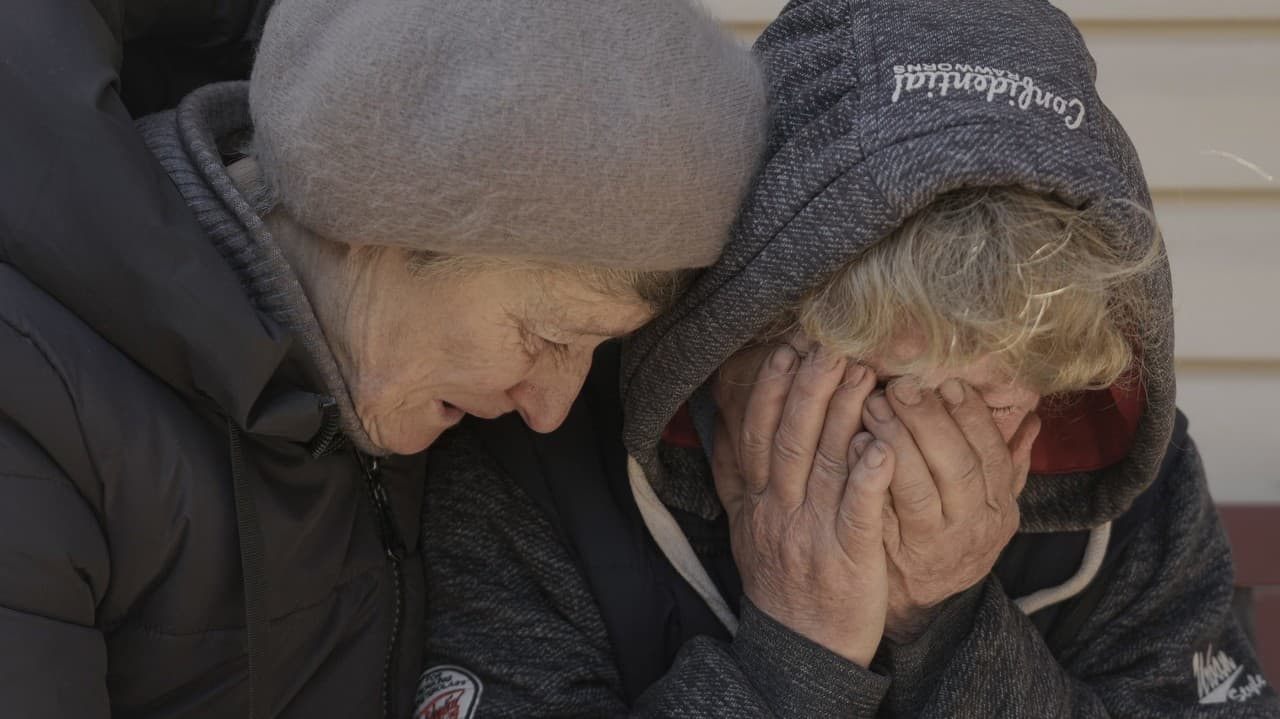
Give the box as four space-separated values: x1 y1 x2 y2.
248 0 767 271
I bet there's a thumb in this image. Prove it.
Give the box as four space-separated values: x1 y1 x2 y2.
837 439 894 558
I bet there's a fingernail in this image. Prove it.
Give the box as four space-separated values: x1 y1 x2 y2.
851 431 873 455
891 380 922 406
865 442 887 468
771 346 797 372
939 378 965 407
866 393 894 422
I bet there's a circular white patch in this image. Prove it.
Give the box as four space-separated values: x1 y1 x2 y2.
414 665 483 719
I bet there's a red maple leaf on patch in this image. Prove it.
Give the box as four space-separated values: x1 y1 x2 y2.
418 688 465 719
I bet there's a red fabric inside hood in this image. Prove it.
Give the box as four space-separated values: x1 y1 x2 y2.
1029 381 1144 475
660 381 1144 476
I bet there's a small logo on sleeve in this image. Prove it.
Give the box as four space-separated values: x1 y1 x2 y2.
890 62 1086 130
415 665 483 719
1194 645 1269 704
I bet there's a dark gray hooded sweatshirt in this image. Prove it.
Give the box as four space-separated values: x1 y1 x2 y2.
420 0 1278 716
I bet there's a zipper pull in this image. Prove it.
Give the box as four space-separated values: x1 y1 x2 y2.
307 396 346 458
358 454 408 561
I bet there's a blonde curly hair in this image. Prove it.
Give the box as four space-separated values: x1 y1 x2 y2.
792 187 1164 395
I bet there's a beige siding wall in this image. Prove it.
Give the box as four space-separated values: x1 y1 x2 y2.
704 0 1280 502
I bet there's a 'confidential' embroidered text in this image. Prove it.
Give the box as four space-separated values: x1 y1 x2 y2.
891 63 1086 130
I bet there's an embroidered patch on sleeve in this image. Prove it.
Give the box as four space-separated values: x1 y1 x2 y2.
415 665 483 719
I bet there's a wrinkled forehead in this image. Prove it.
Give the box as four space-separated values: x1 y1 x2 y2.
519 273 656 338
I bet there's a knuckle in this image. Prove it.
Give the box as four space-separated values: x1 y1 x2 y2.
810 445 848 481
992 483 1019 513
771 426 809 467
977 438 1012 466
740 427 771 457
956 459 983 485
987 451 1014 477
984 490 1005 513
895 487 938 517
837 504 875 538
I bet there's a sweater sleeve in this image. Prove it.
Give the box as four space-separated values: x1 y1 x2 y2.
875 432 1279 718
420 430 888 718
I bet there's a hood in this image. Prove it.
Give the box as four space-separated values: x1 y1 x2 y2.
622 0 1175 533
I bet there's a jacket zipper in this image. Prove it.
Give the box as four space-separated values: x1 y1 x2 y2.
358 452 406 719
308 397 346 458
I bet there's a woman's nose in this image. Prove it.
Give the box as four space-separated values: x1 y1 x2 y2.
508 351 593 433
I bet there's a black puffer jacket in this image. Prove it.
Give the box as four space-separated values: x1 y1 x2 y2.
0 2 424 717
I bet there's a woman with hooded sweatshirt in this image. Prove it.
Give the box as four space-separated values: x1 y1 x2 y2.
0 0 767 716
420 0 1279 716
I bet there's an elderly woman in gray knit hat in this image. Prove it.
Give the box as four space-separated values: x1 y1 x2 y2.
239 0 767 456
0 0 764 716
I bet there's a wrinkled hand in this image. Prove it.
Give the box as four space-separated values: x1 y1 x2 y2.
712 345 890 666
860 378 1040 643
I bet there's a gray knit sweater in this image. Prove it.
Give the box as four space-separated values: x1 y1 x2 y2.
422 412 1277 716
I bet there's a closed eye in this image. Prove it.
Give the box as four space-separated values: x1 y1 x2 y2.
516 324 549 362
522 325 573 361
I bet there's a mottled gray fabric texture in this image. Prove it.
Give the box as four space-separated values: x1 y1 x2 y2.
422 414 1278 715
868 438 1277 717
422 427 889 717
249 0 768 270
136 82 376 454
621 0 1174 534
